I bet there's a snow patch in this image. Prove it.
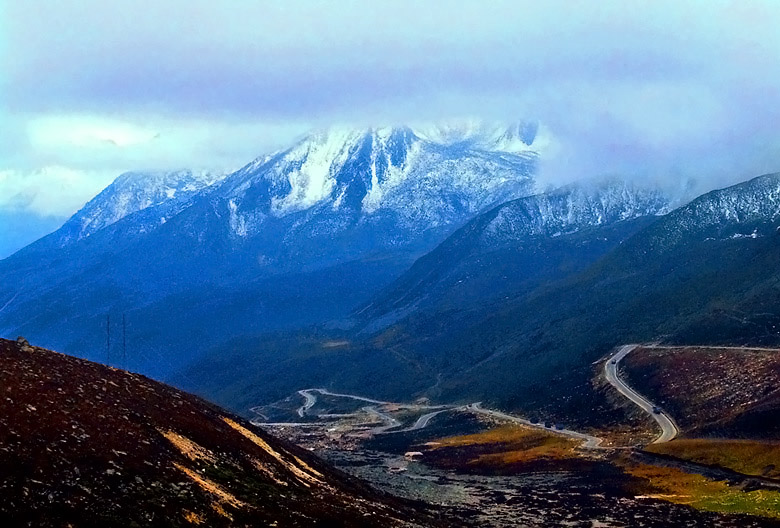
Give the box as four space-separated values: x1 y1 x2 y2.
270 128 361 215
228 199 247 237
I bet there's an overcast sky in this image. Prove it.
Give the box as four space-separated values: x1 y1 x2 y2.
2 0 780 256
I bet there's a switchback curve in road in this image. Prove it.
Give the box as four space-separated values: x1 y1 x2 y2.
605 345 679 444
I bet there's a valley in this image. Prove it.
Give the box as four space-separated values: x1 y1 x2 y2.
249 351 780 526
5 159 780 525
7 4 780 525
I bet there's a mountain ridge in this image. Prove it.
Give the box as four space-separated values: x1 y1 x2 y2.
358 178 672 324
0 120 544 377
178 171 780 429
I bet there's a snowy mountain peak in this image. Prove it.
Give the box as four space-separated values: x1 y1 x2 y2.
480 179 671 246
55 169 229 245
412 119 549 154
218 122 540 243
637 172 780 251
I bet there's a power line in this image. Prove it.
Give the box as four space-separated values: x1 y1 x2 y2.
122 314 127 370
106 314 111 366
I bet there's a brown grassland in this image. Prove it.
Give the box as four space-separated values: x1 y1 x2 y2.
425 425 581 470
645 438 780 480
426 424 780 520
621 459 780 519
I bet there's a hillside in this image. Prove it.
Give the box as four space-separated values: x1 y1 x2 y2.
419 174 780 420
615 345 780 484
177 218 666 413
358 179 670 325
621 346 780 439
0 338 448 527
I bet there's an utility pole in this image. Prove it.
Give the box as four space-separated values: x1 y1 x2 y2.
106 314 111 366
122 314 127 370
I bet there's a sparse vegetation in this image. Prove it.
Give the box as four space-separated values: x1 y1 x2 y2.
0 338 451 527
622 346 780 438
646 439 780 480
622 460 780 519
425 425 580 471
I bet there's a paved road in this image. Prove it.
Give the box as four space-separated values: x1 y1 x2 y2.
296 389 318 417
363 406 403 433
408 409 450 431
310 388 389 405
310 388 451 409
466 403 603 449
605 345 679 443
381 409 452 435
262 388 606 449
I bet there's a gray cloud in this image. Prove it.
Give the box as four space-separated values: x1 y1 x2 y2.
1 0 780 233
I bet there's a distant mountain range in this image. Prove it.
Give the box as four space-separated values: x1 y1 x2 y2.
0 121 543 376
5 118 778 431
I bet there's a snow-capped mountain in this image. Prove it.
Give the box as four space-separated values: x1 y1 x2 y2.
0 120 545 376
212 124 539 252
478 179 671 247
53 169 228 246
625 172 780 254
412 119 552 154
358 179 672 323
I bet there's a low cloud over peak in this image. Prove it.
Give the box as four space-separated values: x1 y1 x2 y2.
3 0 780 253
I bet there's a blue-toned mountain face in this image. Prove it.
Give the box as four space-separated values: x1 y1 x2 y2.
0 123 541 376
53 169 230 246
189 125 540 274
176 173 780 424
357 179 672 326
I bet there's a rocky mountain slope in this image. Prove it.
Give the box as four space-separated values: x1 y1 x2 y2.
53 169 229 247
0 337 449 527
623 172 780 253
199 124 538 270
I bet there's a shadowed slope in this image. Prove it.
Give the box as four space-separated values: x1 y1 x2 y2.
0 338 450 527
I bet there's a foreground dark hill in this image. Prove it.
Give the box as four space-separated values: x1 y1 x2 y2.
0 338 446 527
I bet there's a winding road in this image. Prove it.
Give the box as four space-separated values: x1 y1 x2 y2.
266 388 606 448
465 403 603 449
605 344 679 443
381 409 454 435
296 389 318 417
289 388 453 434
262 349 680 449
363 406 403 433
